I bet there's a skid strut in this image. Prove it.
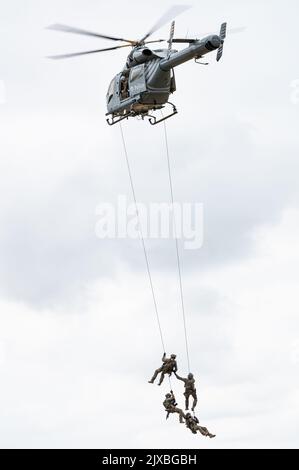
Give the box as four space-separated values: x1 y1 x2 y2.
106 112 134 126
148 102 178 126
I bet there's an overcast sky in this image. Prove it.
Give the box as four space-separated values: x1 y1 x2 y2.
0 0 299 449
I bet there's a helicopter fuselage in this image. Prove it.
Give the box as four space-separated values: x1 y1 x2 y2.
106 34 221 121
106 49 173 117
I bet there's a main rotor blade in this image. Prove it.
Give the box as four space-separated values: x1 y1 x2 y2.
190 26 246 39
47 44 131 60
144 39 166 45
47 23 137 44
139 4 192 43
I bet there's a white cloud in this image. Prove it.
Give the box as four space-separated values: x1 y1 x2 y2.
0 80 6 104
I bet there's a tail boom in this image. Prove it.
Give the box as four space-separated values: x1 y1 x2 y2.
160 35 221 71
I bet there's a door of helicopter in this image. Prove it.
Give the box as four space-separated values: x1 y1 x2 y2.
119 72 130 101
129 64 147 96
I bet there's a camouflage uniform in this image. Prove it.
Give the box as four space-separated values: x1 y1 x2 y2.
185 413 216 439
148 353 178 385
163 391 185 423
175 372 198 411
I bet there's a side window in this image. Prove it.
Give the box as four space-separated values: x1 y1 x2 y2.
129 65 146 95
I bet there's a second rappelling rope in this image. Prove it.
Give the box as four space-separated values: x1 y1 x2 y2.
119 120 191 376
162 120 191 374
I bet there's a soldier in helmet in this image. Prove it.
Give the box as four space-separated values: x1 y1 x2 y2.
148 352 178 385
163 390 185 423
174 371 198 411
185 413 216 439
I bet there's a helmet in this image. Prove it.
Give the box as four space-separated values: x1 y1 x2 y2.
171 354 176 359
186 413 191 418
166 393 171 398
188 373 194 379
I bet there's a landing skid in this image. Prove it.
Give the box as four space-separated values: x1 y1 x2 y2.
148 102 178 126
106 112 133 126
106 103 178 126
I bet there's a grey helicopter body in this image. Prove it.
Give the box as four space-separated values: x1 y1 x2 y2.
47 6 229 125
106 33 221 124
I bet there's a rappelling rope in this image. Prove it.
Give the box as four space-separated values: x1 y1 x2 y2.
119 122 167 354
162 119 191 373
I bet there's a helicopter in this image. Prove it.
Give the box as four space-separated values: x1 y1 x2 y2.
47 6 229 126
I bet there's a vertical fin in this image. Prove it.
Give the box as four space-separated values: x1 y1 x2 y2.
168 21 175 55
216 22 227 61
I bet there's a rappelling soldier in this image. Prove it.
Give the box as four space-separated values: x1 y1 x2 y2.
163 391 185 423
148 352 178 385
174 371 198 411
185 413 216 439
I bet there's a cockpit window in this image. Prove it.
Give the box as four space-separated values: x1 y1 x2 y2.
107 78 115 99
